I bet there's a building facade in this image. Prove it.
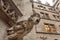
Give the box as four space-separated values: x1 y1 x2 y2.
23 0 60 40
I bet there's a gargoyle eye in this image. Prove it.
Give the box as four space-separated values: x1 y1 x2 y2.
36 19 39 23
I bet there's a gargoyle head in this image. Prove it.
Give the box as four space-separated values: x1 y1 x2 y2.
28 13 40 25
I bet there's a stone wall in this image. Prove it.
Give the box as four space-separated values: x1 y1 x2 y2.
12 0 33 16
0 19 8 40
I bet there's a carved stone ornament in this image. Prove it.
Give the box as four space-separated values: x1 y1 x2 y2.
40 36 47 40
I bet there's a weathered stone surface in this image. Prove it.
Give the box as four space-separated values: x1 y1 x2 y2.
12 0 33 16
0 19 8 40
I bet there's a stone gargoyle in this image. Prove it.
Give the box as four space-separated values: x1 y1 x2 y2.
6 13 40 40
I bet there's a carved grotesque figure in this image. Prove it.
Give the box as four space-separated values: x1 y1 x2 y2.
7 13 40 40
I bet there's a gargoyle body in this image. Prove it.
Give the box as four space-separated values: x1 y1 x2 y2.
7 13 40 40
